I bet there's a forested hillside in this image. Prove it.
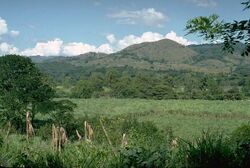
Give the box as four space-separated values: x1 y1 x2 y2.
28 39 250 100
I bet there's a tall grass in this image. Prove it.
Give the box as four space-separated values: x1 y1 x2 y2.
0 107 250 167
72 98 250 139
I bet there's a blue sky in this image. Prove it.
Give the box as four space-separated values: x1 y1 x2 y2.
0 0 247 56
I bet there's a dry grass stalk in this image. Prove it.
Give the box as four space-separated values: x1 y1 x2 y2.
60 127 68 144
121 133 128 148
171 137 178 148
52 124 59 151
99 119 117 156
76 129 82 141
26 111 34 140
84 121 94 142
52 124 68 151
5 121 11 138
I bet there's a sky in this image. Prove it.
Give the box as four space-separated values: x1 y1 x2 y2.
0 0 247 56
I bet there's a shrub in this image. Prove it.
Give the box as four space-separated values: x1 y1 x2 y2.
36 124 52 141
113 146 169 168
13 151 66 168
231 124 250 168
180 131 235 168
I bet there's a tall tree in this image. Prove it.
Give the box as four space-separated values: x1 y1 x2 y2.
0 55 55 130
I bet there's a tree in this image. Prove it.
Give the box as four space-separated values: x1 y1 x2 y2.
112 75 136 98
71 80 94 98
105 68 119 88
186 1 250 56
0 55 56 130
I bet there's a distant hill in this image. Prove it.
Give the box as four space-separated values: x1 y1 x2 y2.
31 39 249 80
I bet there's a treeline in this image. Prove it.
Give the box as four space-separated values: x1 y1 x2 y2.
55 69 250 100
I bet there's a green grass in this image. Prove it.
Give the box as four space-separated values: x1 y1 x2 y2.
71 98 250 139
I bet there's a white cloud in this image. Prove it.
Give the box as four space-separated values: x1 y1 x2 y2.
165 31 198 46
62 42 97 56
0 42 19 55
21 38 63 56
10 30 20 37
116 32 163 49
109 8 167 27
0 17 20 39
106 34 116 44
0 17 8 36
97 43 113 54
187 0 217 7
113 31 197 50
0 30 197 56
62 42 113 55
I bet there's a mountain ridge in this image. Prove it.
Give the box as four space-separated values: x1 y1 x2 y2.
31 39 249 79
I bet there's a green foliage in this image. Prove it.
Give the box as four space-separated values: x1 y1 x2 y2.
13 151 66 168
66 72 247 100
0 114 249 167
180 132 235 168
186 1 250 56
36 124 52 140
33 39 248 83
0 133 3 148
71 80 94 98
114 146 169 168
224 87 243 100
231 124 250 167
186 14 224 40
0 55 55 130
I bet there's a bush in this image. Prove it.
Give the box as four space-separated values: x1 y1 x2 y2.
113 146 169 168
36 124 52 141
13 152 66 168
231 124 250 168
180 131 235 168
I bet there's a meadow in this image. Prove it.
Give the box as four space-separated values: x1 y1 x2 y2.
1 98 250 167
72 98 250 139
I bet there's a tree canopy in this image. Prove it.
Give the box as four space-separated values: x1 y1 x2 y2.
186 0 250 56
0 55 74 130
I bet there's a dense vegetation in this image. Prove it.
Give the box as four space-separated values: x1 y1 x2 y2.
0 49 249 168
0 114 249 168
70 98 250 139
0 1 249 165
52 68 249 100
29 41 250 101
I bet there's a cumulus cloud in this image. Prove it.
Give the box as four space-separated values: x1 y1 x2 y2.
116 32 162 49
62 42 96 56
109 8 167 27
0 42 19 55
0 17 8 36
10 30 20 37
16 39 113 56
0 17 20 40
186 0 217 7
97 43 113 53
62 42 113 55
113 31 197 50
21 39 63 56
106 34 116 44
165 31 198 46
0 28 196 56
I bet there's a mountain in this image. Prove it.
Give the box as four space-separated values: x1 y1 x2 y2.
32 39 249 80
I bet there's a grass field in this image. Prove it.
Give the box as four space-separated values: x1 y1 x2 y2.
71 98 250 139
